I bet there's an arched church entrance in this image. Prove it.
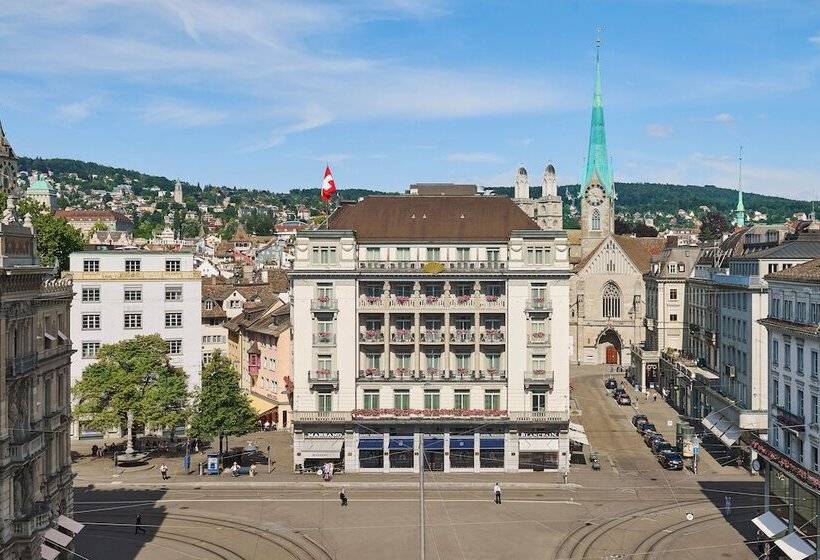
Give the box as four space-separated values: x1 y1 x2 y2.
597 329 622 365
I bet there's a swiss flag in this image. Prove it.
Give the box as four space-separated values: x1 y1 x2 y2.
321 165 337 202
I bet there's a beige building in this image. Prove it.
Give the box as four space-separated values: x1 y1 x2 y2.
54 210 132 237
1 191 77 558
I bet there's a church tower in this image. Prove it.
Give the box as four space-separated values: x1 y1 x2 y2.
173 179 184 205
513 164 564 231
0 120 19 196
733 148 746 227
580 36 615 256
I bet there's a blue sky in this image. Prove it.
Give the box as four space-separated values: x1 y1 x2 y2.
1 0 819 198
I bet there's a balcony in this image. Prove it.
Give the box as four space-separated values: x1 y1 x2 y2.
450 329 476 344
775 405 805 433
449 294 476 309
359 295 386 309
419 295 447 308
352 408 508 421
39 343 73 366
313 332 336 346
308 370 339 389
358 368 387 381
359 329 385 343
9 434 45 464
357 260 507 273
480 329 505 343
477 369 507 381
12 502 50 539
45 410 65 431
390 329 415 343
292 410 352 423
524 370 555 390
388 368 417 381
6 352 38 380
420 330 445 344
311 297 338 311
478 294 506 309
509 410 570 423
527 331 549 345
388 295 415 308
526 298 552 312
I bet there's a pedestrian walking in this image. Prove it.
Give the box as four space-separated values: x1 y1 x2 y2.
159 463 169 480
494 482 501 504
724 495 732 515
264 420 271 431
339 489 348 506
249 462 257 477
231 462 240 477
653 393 657 402
134 513 146 535
563 470 569 485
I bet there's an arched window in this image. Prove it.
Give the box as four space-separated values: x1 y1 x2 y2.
591 209 601 231
602 282 621 318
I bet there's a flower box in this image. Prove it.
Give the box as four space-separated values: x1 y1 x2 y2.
316 296 329 303
485 295 499 302
456 295 471 304
396 296 411 304
426 295 439 304
366 296 381 304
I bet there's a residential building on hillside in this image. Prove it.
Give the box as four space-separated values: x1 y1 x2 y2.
291 193 574 473
226 300 293 429
55 210 133 236
200 275 289 365
753 258 820 559
68 249 202 439
1 195 77 559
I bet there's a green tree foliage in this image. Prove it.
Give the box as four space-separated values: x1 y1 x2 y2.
699 211 733 241
188 351 257 443
72 335 189 435
16 199 85 270
88 221 109 236
219 221 238 239
615 217 658 237
243 210 274 236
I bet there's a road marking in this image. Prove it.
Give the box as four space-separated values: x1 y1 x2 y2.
76 498 580 508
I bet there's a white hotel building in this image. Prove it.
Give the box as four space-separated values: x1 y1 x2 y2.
69 250 201 439
291 193 575 473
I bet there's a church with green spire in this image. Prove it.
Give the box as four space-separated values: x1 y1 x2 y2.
734 189 746 227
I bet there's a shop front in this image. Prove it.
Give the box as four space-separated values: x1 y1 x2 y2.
423 436 445 471
479 435 505 470
389 437 415 469
295 431 345 471
518 432 560 471
358 435 384 469
752 437 819 559
449 437 475 470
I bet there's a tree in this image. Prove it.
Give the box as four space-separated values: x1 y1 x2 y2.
632 222 659 238
88 221 109 236
188 351 257 454
72 335 189 442
615 217 632 235
16 198 85 271
219 221 238 240
699 211 732 242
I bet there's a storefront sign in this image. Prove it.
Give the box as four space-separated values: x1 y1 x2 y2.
751 437 820 491
520 432 558 438
305 432 344 439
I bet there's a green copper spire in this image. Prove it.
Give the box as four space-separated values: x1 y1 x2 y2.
734 147 746 227
582 36 613 196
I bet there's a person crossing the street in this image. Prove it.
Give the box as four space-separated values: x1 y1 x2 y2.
494 482 501 504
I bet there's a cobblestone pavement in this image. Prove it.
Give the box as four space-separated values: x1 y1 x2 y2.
71 365 764 559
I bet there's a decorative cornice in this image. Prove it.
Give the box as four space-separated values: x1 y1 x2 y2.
70 271 201 281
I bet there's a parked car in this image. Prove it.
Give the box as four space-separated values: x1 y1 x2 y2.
617 394 632 406
605 378 618 390
652 440 673 455
631 414 648 428
659 451 684 470
645 432 664 447
613 388 626 399
638 422 656 435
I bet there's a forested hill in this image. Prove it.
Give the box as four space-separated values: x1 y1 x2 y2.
19 156 814 223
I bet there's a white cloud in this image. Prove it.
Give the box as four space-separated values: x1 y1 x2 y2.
56 95 102 123
242 103 334 152
645 123 673 138
713 112 735 124
810 33 820 45
140 100 228 127
446 152 503 164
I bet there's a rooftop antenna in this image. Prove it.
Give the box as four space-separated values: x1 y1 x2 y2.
738 146 743 191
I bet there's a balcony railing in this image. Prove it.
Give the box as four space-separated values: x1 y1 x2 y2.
526 298 552 312
775 405 805 432
311 297 338 311
450 329 476 344
359 293 508 310
9 434 45 464
391 330 415 343
524 370 555 390
359 295 386 308
509 410 570 422
478 369 507 380
39 343 73 364
420 330 445 343
358 368 387 380
480 329 505 343
359 329 385 343
357 260 507 273
313 332 336 345
308 370 339 389
527 331 549 345
6 352 38 379
450 294 475 308
292 410 352 423
420 295 446 308
353 407 508 419
12 502 50 539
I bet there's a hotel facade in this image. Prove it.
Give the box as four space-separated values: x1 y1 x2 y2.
290 193 575 473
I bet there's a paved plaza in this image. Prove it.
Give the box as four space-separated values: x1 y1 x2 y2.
70 365 765 559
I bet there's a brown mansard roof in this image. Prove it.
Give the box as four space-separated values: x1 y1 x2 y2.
327 195 540 242
765 257 820 282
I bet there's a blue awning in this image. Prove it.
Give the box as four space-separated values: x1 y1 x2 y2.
423 438 444 450
389 438 414 450
358 438 384 450
480 438 505 449
449 438 474 450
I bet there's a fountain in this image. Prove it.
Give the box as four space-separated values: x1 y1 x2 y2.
115 411 150 466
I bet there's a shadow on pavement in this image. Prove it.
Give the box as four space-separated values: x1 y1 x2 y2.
73 485 169 559
698 479 766 557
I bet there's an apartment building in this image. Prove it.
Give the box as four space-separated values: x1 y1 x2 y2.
753 258 820 559
1 203 78 559
291 193 574 473
69 250 201 438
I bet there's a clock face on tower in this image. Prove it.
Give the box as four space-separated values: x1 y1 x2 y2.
585 185 605 206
